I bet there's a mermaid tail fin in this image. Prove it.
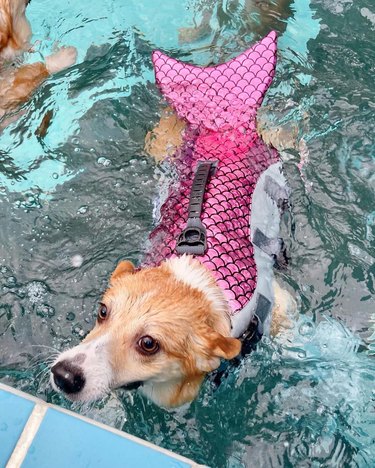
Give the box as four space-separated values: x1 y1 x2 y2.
152 31 277 132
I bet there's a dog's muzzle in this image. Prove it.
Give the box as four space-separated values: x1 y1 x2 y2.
51 361 86 394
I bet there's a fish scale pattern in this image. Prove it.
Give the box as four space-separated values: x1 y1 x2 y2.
143 32 279 315
152 32 277 133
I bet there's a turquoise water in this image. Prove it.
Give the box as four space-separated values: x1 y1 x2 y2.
1 0 375 466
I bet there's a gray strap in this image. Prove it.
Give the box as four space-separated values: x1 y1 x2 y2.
254 293 271 327
264 175 289 207
253 228 283 257
187 161 217 218
176 160 217 255
240 294 271 348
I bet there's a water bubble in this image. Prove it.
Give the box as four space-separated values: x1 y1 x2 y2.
26 281 47 304
299 321 315 337
52 173 59 179
97 157 111 167
6 276 16 285
66 312 75 321
74 147 81 153
262 336 271 346
72 137 79 145
36 304 55 318
117 203 128 212
131 187 143 196
77 205 88 215
297 351 306 359
71 255 83 268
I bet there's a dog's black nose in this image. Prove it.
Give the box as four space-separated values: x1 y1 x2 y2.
51 361 85 394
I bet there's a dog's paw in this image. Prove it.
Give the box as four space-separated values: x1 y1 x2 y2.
45 46 77 74
270 280 298 337
144 108 186 162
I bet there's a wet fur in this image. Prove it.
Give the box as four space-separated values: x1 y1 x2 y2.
52 257 241 407
0 0 77 123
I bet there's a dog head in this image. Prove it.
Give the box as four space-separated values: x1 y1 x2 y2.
51 256 241 407
0 0 32 60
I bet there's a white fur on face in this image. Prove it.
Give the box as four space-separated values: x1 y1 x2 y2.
50 334 113 402
50 328 185 403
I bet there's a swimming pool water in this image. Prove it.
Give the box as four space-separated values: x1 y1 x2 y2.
1 0 374 466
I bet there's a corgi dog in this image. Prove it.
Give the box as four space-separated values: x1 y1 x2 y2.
0 0 77 123
51 32 296 408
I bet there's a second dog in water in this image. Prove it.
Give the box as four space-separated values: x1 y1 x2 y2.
0 0 77 126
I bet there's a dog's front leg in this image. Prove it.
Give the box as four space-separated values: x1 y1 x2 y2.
270 280 297 337
144 107 186 163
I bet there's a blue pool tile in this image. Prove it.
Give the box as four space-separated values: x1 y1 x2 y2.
0 389 35 466
23 408 191 468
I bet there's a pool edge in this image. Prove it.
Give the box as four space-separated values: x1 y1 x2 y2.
0 383 205 467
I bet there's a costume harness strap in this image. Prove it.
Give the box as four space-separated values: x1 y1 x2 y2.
176 160 217 255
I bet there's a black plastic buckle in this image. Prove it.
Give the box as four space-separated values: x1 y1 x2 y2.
175 160 217 256
240 314 263 356
176 219 207 255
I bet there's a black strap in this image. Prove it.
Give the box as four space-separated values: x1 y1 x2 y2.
209 293 271 387
176 160 217 255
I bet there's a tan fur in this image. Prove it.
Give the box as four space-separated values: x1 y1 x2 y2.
0 62 49 114
0 0 31 57
0 0 76 124
270 280 297 336
81 258 241 407
144 107 186 161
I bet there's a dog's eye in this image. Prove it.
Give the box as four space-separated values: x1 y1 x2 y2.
98 303 109 322
138 336 159 355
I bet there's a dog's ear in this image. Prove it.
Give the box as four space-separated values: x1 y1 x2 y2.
110 260 135 283
196 329 241 372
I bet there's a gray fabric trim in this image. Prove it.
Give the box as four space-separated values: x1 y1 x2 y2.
255 293 272 325
264 174 290 204
252 228 282 257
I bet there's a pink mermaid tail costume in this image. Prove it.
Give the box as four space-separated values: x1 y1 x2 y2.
145 32 287 337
